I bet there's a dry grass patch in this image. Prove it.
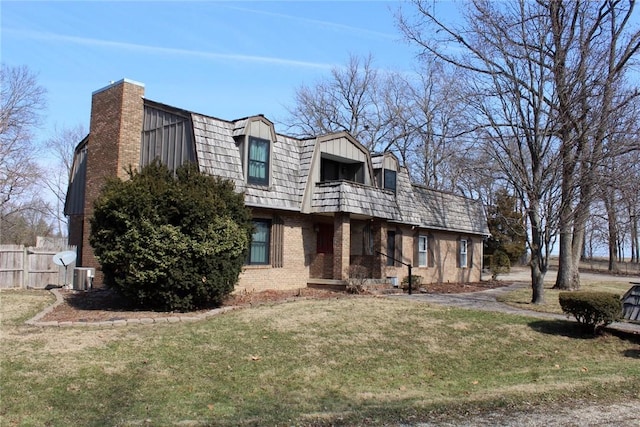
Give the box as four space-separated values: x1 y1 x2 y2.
3 290 639 426
1 289 54 324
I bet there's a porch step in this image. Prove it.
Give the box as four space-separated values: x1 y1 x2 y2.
307 279 347 292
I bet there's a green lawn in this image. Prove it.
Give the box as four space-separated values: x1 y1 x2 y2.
496 279 634 314
2 290 639 426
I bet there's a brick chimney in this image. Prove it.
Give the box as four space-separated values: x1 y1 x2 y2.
80 79 145 284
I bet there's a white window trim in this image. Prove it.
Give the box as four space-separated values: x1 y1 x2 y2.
460 239 468 269
418 235 428 267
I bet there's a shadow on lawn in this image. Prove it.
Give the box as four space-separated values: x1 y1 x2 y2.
529 319 640 346
528 319 598 339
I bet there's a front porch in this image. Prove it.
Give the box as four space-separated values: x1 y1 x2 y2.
306 210 409 295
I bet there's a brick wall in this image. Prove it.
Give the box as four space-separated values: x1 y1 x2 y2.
238 213 313 292
383 229 483 284
80 79 145 285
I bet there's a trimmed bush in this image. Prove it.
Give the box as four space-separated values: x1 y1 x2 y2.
89 161 252 312
559 291 622 334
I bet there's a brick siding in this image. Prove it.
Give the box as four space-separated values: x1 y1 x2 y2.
238 213 313 292
80 80 144 285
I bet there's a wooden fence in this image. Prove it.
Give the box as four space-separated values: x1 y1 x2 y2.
0 244 77 289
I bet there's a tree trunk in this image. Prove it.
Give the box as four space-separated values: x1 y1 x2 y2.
631 210 639 263
569 227 583 289
529 208 546 304
530 252 545 305
605 195 619 272
555 229 575 290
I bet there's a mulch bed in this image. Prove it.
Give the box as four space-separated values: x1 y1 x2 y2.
40 281 507 323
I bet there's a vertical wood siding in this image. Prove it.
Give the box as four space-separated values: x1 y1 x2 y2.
141 106 196 170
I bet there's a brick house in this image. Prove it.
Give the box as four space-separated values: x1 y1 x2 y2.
65 79 490 292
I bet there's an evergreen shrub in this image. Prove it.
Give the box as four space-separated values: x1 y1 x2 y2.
489 250 511 280
89 161 252 312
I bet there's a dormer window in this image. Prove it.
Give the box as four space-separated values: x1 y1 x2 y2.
248 136 269 186
384 169 397 193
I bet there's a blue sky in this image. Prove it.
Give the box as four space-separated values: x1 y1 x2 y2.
2 0 450 144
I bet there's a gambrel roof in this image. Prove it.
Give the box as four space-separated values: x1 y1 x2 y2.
187 108 488 236
66 97 489 237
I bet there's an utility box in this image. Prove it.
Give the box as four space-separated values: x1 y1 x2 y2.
73 267 95 290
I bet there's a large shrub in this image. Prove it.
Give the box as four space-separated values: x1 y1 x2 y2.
559 291 622 334
89 162 252 311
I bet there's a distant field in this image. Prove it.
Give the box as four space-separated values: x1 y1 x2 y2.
546 257 640 276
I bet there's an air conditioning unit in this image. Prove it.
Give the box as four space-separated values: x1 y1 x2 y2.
73 267 95 291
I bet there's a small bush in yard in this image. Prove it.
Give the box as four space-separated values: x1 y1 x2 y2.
347 265 368 294
401 275 423 291
90 161 252 312
559 291 622 334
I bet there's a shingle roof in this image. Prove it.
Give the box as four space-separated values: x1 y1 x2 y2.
244 133 300 211
311 181 400 219
407 184 489 235
189 110 488 236
192 115 245 188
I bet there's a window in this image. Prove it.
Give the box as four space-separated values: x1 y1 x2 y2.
459 238 468 268
386 230 396 266
248 137 269 185
418 235 428 267
384 169 397 193
249 219 270 264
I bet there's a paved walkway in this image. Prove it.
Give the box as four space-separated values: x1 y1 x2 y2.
390 282 640 335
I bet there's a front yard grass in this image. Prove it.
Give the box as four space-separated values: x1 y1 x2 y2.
496 280 633 314
2 289 639 426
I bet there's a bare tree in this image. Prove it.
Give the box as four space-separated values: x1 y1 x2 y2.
399 0 564 303
1 199 53 246
43 124 87 237
549 0 640 290
285 54 472 195
399 0 640 296
0 64 48 243
285 54 392 151
402 63 473 192
629 156 640 263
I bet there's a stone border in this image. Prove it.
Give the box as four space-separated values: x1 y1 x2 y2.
25 289 241 327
